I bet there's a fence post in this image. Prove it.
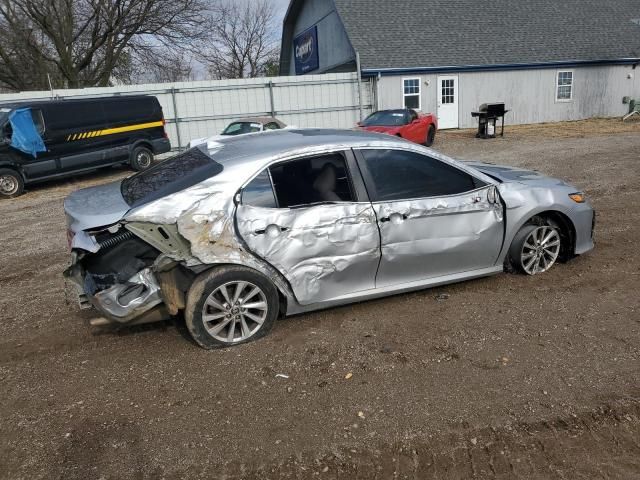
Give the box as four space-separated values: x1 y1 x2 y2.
170 87 183 150
355 51 364 121
268 81 276 117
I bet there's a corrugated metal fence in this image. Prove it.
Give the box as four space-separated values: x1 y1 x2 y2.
0 73 374 151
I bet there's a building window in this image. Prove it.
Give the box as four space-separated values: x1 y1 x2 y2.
403 78 421 109
556 71 573 101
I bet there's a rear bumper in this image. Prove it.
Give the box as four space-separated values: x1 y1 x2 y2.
150 138 171 155
65 260 167 324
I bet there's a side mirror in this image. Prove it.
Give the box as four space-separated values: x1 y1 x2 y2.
356 121 363 127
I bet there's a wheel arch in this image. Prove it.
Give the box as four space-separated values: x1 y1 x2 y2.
188 261 294 317
130 139 154 154
533 210 576 261
508 209 576 263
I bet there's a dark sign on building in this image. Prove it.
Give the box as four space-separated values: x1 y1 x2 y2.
294 26 319 75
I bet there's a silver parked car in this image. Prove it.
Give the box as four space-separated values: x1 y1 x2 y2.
64 130 595 348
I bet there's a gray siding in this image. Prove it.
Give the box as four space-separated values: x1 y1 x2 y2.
376 65 640 128
287 0 355 76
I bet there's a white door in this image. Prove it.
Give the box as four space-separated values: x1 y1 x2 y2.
437 75 459 129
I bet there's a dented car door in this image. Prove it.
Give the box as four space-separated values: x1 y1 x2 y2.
235 152 380 305
356 148 504 287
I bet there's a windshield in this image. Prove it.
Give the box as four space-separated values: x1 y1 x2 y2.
121 147 223 207
222 122 262 136
362 110 408 127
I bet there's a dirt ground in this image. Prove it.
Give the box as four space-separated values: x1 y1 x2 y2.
1 119 639 479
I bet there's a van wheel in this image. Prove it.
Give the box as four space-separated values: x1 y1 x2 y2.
130 146 154 171
0 168 24 198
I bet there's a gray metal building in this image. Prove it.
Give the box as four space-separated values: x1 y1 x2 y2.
280 0 640 128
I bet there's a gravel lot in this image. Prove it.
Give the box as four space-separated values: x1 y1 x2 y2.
1 119 639 479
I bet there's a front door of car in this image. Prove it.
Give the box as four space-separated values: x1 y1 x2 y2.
235 150 380 305
402 110 426 144
355 148 504 287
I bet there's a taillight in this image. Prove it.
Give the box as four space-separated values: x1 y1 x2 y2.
162 117 168 139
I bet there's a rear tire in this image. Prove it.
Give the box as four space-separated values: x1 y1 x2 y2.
130 146 154 171
424 125 436 147
0 168 24 198
185 266 279 349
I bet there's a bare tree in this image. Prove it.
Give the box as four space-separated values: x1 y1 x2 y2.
0 0 209 91
132 49 197 84
200 0 280 79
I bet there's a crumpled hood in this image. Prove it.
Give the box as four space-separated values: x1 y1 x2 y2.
64 180 130 232
465 161 572 188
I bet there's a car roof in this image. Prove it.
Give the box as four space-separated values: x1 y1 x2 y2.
208 128 406 166
0 95 155 110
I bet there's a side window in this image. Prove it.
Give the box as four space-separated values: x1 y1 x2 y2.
556 70 573 101
241 169 278 208
264 122 281 131
359 149 481 201
31 109 45 136
268 153 355 208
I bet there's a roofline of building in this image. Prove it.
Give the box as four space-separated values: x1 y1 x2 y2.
361 58 640 77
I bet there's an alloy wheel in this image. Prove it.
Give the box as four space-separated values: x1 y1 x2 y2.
201 281 268 343
521 225 561 275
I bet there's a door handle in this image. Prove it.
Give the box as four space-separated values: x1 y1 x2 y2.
255 224 289 237
379 213 408 224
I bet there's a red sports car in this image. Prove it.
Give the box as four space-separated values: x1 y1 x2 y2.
357 109 438 146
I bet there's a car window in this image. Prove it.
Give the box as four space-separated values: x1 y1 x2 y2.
242 170 278 208
121 147 223 207
31 109 45 136
222 122 261 135
362 110 408 127
359 149 481 201
409 109 418 122
100 97 157 125
264 153 355 208
264 122 281 131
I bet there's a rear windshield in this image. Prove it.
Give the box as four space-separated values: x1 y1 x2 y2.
121 147 223 207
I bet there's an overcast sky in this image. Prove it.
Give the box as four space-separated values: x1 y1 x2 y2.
273 0 290 33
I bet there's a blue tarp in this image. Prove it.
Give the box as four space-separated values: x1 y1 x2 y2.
8 108 46 158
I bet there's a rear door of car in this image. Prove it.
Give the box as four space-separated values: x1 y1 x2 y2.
354 147 504 287
235 150 380 305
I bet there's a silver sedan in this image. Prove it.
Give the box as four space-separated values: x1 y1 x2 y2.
63 130 595 348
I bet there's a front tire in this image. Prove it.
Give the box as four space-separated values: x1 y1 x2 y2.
509 220 562 275
0 168 24 198
424 125 436 147
130 146 154 171
185 266 279 349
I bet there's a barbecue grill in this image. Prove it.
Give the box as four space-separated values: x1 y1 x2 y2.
471 103 508 139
